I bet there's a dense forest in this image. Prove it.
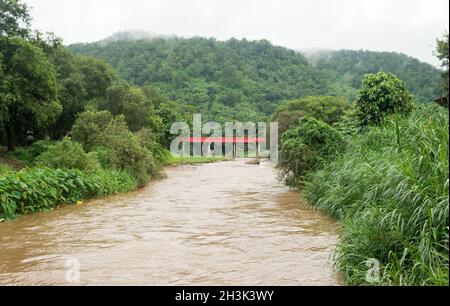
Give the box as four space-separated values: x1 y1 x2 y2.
307 49 442 102
70 36 329 122
70 32 442 123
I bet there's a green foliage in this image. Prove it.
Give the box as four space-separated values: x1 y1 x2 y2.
309 50 442 103
162 149 230 166
95 82 157 132
71 107 113 152
35 137 100 172
0 36 61 149
72 109 157 187
91 146 112 169
0 0 30 38
435 32 449 95
333 112 361 137
136 127 165 162
0 163 13 175
279 117 347 187
100 115 155 187
5 140 51 163
356 72 414 126
155 100 195 147
69 37 332 121
70 36 441 122
45 47 117 139
271 96 351 137
304 105 449 285
76 56 116 99
0 167 136 219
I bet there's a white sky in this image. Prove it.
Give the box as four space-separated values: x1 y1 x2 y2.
23 0 449 66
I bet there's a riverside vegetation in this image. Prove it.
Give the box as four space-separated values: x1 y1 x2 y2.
1 0 449 286
278 71 449 285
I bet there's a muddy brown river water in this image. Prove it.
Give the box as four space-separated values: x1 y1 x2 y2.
0 160 340 286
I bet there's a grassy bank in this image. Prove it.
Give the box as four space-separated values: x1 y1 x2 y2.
304 105 449 285
162 151 231 166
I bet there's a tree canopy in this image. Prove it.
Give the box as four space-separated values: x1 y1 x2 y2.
355 72 413 126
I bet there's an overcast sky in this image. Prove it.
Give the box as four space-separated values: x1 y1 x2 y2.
24 0 448 66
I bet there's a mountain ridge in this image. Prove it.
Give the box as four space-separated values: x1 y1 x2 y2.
69 33 442 121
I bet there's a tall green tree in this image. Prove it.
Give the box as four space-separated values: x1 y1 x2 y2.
46 48 117 139
0 36 61 150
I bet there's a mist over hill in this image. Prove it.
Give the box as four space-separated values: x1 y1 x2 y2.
70 32 442 121
305 49 442 102
98 30 176 45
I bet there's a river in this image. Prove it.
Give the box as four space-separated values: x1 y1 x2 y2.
0 160 340 285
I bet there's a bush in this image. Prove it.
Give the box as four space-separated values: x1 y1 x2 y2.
0 167 137 220
279 117 347 187
35 137 100 172
100 116 156 186
356 72 413 126
304 105 449 285
71 109 157 186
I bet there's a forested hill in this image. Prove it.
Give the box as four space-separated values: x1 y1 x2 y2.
307 49 442 103
70 37 331 122
70 35 442 121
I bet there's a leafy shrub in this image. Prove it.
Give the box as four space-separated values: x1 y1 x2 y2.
279 117 347 187
71 109 157 186
99 116 156 186
35 137 100 172
304 105 449 285
0 167 136 219
356 72 413 126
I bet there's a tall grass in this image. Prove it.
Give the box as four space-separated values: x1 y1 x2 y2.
304 105 449 285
